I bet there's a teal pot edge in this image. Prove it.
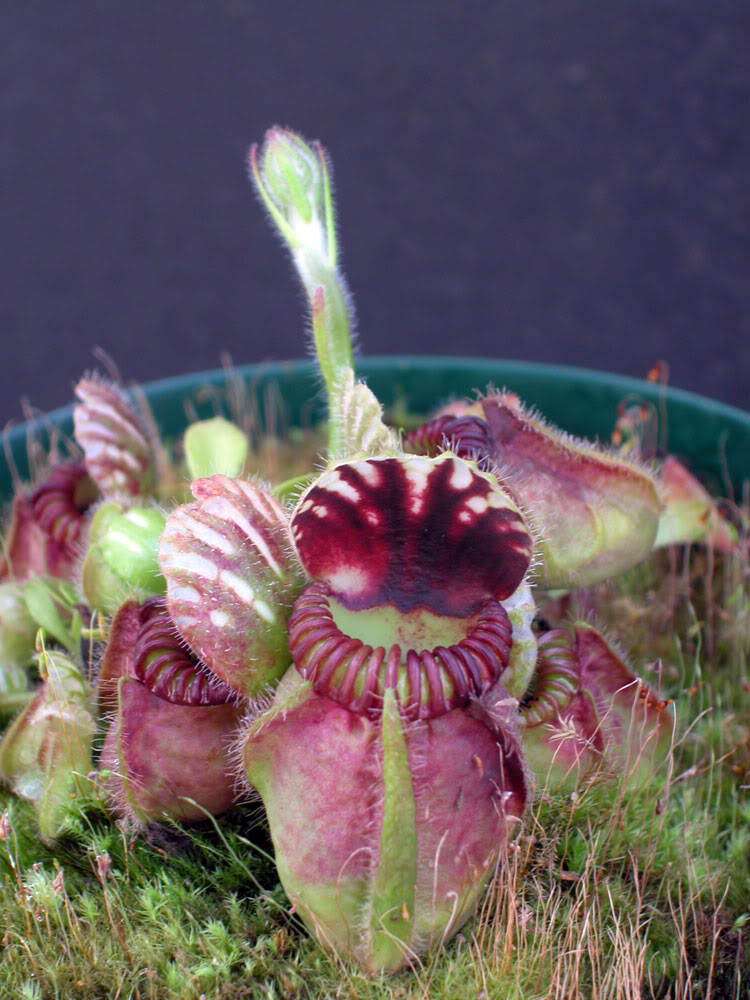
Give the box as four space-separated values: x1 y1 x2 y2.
1 356 748 498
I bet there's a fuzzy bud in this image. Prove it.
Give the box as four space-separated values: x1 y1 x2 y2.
249 128 354 451
254 127 331 259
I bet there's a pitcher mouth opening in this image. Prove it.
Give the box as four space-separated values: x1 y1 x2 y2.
133 597 235 706
30 462 99 546
287 580 513 720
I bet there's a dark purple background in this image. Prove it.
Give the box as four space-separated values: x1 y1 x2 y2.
1 1 747 427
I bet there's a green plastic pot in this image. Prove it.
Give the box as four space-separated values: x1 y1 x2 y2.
1 357 748 499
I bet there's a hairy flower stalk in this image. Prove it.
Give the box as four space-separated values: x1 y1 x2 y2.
250 128 355 454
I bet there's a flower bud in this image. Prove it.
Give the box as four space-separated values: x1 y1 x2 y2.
243 672 527 973
254 127 330 258
249 128 354 446
97 599 243 825
81 503 166 615
0 647 94 843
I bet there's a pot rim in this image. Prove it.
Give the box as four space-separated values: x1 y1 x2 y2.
2 356 748 496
